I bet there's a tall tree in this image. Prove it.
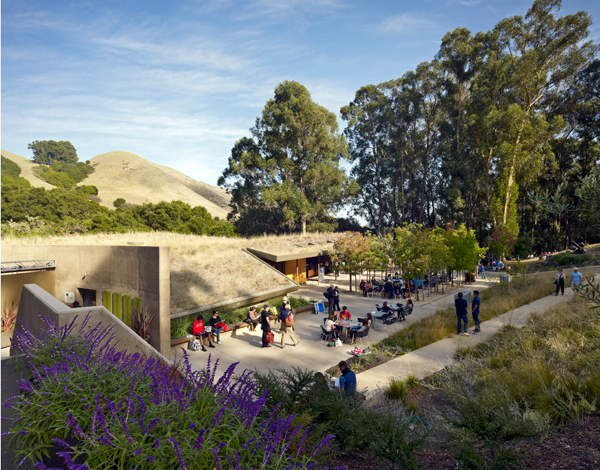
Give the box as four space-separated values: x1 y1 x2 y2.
28 140 78 165
219 81 356 235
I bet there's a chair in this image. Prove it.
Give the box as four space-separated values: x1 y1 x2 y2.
314 302 325 314
375 304 382 312
320 325 335 342
353 326 370 344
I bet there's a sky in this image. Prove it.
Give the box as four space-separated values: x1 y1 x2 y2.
2 0 599 187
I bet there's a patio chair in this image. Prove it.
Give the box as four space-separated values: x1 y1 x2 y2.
353 326 370 344
320 325 336 342
314 302 325 314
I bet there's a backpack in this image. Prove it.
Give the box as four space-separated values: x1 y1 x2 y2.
188 339 202 351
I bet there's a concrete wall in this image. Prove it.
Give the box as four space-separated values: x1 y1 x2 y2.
1 270 55 309
11 284 170 363
2 245 170 357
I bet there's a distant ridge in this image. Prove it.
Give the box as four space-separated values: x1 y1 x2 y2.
1 149 231 219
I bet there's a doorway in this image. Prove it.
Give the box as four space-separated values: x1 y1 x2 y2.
78 288 97 307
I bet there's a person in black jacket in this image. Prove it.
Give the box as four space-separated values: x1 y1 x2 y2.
209 310 224 344
326 285 335 315
454 293 469 336
260 305 272 348
332 287 341 311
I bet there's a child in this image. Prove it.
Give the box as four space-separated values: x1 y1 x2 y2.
192 314 215 352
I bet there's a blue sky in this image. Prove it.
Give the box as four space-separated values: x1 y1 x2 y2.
2 0 599 186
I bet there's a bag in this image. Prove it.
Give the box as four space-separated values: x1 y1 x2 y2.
323 292 330 299
188 339 202 351
266 331 275 343
223 324 229 332
335 338 342 347
285 312 295 327
328 341 336 347
553 280 558 285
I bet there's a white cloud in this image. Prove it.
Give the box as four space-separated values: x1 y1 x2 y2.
379 13 436 34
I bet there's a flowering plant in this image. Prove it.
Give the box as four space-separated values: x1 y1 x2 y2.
3 313 336 469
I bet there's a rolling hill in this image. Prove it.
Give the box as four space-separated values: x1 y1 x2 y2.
1 149 231 220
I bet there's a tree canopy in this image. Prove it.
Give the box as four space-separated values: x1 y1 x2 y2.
219 81 359 236
28 140 79 165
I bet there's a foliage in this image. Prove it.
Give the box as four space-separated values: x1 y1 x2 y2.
330 231 370 291
489 224 516 260
113 197 126 208
219 80 358 236
34 161 95 188
5 314 333 469
28 140 78 164
443 224 486 272
250 366 428 468
573 275 600 313
131 304 155 340
1 301 18 332
75 185 99 196
1 156 31 188
384 378 408 402
549 252 595 266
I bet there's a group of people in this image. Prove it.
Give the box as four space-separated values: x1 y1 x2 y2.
192 310 226 352
554 267 583 295
255 296 300 349
323 308 373 344
454 291 481 336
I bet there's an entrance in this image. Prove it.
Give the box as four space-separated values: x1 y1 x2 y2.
78 288 97 307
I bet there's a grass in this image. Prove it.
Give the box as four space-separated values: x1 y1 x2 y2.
170 294 309 337
381 268 595 352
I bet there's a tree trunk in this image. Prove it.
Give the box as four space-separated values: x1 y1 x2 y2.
301 218 307 236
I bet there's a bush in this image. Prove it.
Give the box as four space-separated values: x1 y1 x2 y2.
548 252 595 266
384 378 407 401
5 313 334 469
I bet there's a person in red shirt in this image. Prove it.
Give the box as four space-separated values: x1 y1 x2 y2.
192 314 215 352
339 307 351 321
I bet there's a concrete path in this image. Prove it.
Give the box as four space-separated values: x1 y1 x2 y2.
172 272 492 377
355 286 586 398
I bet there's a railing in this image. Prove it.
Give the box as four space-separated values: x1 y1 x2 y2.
1 259 57 273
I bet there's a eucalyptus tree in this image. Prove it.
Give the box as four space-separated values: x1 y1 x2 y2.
219 81 357 235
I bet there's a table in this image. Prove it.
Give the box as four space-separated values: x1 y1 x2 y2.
335 320 360 337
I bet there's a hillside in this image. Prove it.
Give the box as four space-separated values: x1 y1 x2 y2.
1 149 56 190
1 149 231 219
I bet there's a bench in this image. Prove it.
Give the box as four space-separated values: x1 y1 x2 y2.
170 335 194 347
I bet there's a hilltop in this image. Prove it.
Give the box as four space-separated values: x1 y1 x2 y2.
1 149 231 219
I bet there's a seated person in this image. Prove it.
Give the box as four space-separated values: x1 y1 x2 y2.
349 314 372 344
245 306 259 331
339 307 351 321
383 281 394 296
360 280 367 296
192 314 215 351
403 299 414 316
209 310 225 344
381 301 394 319
324 314 339 338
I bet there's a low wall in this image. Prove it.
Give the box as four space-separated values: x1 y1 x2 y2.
11 284 170 364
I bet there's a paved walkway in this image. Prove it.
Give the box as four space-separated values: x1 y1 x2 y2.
355 285 588 398
173 272 492 377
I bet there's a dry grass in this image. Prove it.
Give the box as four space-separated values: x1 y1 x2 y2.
1 149 55 190
1 232 342 314
382 269 595 351
247 232 342 255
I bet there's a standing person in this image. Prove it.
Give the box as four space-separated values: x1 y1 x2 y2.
260 304 272 348
192 314 215 351
570 267 583 290
209 310 224 344
480 264 487 279
279 303 298 348
454 292 469 336
332 286 341 311
555 268 565 296
332 361 357 397
360 280 367 296
326 284 335 315
471 291 480 335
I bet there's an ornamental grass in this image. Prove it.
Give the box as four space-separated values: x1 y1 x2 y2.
3 313 336 469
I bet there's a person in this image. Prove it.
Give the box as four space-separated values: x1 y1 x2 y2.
278 303 298 348
360 280 367 296
554 268 565 296
339 307 351 321
260 304 272 348
326 284 335 315
332 286 341 311
455 292 469 336
324 313 338 339
72 301 80 308
332 361 357 397
471 290 480 335
383 280 394 298
192 314 214 351
245 306 259 331
381 301 393 321
209 310 224 344
480 264 486 279
570 267 583 290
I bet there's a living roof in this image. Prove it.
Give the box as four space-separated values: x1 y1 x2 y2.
2 232 340 313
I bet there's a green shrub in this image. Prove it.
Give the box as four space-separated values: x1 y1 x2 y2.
549 252 595 266
384 378 407 401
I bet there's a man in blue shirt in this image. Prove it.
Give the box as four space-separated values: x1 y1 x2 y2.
570 267 583 289
455 292 469 336
471 290 481 335
333 361 357 397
